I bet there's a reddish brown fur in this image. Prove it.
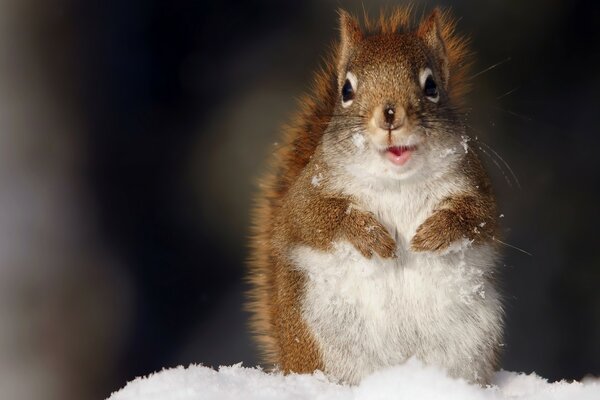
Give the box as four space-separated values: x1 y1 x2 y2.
248 6 475 372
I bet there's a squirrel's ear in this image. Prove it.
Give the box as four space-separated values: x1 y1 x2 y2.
337 9 362 76
417 8 449 86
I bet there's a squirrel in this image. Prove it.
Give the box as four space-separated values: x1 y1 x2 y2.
248 7 504 386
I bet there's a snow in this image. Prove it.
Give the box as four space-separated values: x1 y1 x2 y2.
440 147 457 158
438 237 474 256
311 173 323 187
460 135 471 153
351 132 365 149
107 358 600 400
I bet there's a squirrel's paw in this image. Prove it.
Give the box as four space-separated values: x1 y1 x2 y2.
343 210 396 258
411 209 462 252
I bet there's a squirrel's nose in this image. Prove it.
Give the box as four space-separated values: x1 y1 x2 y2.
384 105 395 125
379 104 405 131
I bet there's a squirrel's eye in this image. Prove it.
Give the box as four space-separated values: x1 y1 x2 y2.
424 76 438 99
341 71 357 108
419 68 439 103
342 80 354 102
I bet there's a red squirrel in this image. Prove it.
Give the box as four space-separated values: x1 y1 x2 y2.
248 7 503 385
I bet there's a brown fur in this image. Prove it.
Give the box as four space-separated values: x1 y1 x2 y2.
248 6 477 373
277 158 397 259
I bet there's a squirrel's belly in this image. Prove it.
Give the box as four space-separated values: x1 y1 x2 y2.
290 241 502 385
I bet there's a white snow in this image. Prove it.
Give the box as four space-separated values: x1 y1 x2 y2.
351 132 366 149
107 358 600 400
438 237 474 255
440 147 457 158
460 135 471 153
311 173 324 187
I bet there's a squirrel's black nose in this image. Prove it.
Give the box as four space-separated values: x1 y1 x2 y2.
377 104 406 131
384 105 395 125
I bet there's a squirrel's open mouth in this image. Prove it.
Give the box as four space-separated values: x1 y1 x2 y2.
383 145 416 166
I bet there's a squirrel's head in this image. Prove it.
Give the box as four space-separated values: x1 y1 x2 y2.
323 8 471 182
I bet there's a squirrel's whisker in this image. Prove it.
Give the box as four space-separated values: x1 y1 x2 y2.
493 106 533 122
470 57 512 79
476 145 514 188
496 86 520 100
476 138 521 189
464 124 520 189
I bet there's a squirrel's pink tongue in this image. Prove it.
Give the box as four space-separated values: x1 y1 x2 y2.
385 146 414 165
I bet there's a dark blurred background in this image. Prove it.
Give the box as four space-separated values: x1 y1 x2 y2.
0 0 598 399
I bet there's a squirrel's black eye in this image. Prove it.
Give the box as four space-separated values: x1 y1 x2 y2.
342 79 354 103
341 72 357 108
424 76 438 99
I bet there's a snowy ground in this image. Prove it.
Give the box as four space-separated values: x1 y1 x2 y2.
108 358 599 400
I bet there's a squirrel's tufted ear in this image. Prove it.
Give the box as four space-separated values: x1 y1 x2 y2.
337 9 362 77
418 8 449 87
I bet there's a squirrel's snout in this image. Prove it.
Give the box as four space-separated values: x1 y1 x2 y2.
377 104 406 131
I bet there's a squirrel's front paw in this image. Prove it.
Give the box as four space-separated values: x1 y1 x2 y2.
411 209 462 252
343 210 396 258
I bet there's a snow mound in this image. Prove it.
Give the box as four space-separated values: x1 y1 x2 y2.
108 358 599 400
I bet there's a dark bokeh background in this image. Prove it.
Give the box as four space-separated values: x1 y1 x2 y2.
0 0 598 399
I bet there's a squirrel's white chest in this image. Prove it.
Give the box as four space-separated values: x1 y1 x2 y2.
290 184 501 384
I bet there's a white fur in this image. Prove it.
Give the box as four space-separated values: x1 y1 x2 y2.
290 167 502 385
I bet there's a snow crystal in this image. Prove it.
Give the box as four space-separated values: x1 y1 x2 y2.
311 173 324 187
438 237 474 256
440 148 457 158
352 133 366 150
456 266 486 305
434 238 489 306
460 135 471 153
108 358 600 400
499 214 504 218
